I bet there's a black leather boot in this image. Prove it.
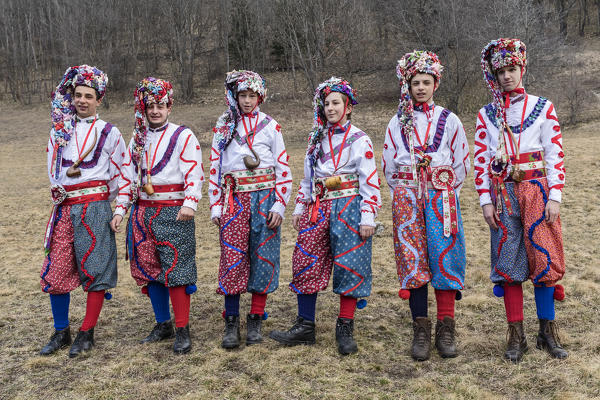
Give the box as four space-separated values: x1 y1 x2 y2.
221 315 240 349
537 319 568 359
269 316 316 346
411 317 431 361
40 327 72 356
140 320 175 344
435 317 457 358
505 321 528 362
246 314 263 345
68 328 94 358
335 318 358 355
173 325 192 354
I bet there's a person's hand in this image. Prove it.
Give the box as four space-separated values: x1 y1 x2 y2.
360 225 375 240
266 212 282 230
110 215 123 233
292 215 301 231
176 206 194 221
545 200 560 224
212 217 221 226
482 203 500 230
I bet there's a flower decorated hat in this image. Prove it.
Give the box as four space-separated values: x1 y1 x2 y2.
49 65 108 179
306 77 358 162
213 70 267 153
481 38 527 111
131 77 174 165
395 51 444 135
212 70 267 184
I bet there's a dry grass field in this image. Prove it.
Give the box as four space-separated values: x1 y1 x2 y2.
1 94 599 399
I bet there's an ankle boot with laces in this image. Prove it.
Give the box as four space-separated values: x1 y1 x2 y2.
537 319 568 359
435 316 457 358
411 317 431 361
335 318 358 355
505 321 528 362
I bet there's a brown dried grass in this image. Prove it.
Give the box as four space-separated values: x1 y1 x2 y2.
0 97 599 399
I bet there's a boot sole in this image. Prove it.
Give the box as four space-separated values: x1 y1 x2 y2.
221 340 241 349
246 338 263 345
268 333 315 346
338 347 358 356
140 334 175 344
68 347 93 358
40 342 71 356
504 344 528 363
173 346 191 354
536 337 568 359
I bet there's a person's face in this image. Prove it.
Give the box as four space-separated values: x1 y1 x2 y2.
237 90 260 114
324 92 352 125
73 85 101 118
496 65 523 92
145 102 171 128
409 73 435 104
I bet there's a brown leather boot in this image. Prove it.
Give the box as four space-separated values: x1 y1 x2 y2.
504 321 528 362
411 317 431 361
536 319 568 359
435 316 457 358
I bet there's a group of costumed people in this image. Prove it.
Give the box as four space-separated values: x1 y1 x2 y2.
40 37 567 363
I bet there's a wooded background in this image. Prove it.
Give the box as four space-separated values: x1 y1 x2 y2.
1 0 599 123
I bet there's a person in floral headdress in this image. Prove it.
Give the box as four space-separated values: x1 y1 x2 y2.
269 77 381 356
41 65 126 358
110 77 203 354
208 70 292 349
475 39 567 362
382 51 470 361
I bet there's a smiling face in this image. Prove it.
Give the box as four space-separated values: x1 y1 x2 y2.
496 64 523 93
237 90 260 114
73 85 101 118
409 73 436 104
145 102 171 128
324 92 352 125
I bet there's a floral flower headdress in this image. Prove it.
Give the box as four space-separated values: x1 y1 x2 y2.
132 77 174 166
396 51 443 136
481 38 527 164
305 77 358 162
481 38 527 114
212 70 266 183
49 64 107 179
213 70 267 152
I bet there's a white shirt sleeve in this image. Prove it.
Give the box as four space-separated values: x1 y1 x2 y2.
269 123 292 218
354 136 382 227
178 129 204 211
540 101 565 203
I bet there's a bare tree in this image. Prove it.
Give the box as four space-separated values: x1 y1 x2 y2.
160 0 215 102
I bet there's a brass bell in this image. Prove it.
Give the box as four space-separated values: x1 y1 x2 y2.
324 176 342 191
142 174 155 195
66 129 98 178
511 166 525 182
243 147 261 170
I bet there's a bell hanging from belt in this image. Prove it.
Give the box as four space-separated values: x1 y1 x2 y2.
142 174 155 195
66 161 83 178
243 147 261 170
66 129 98 178
511 165 525 182
324 176 342 191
